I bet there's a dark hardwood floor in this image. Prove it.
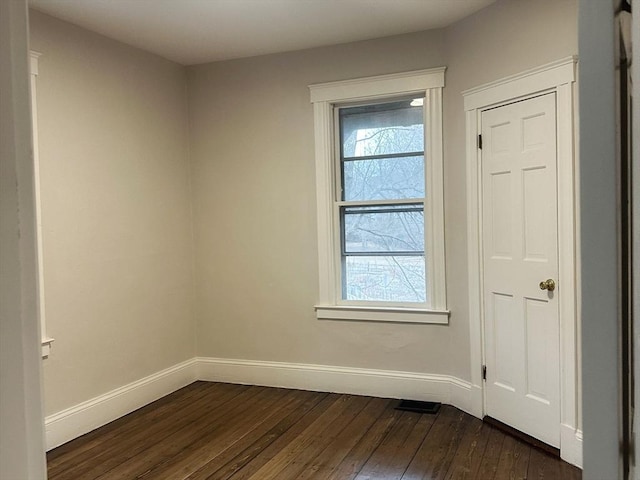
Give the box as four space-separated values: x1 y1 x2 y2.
47 381 581 480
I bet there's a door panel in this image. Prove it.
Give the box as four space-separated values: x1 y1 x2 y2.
490 172 512 258
493 292 517 391
482 93 560 447
522 166 548 260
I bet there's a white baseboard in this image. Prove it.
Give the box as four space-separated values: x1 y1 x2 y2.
457 382 483 418
45 356 581 469
196 356 473 413
44 358 197 451
560 424 583 469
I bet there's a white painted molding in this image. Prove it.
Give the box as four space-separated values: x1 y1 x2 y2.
43 356 581 468
464 56 580 468
310 68 447 317
309 67 445 103
29 50 53 359
426 86 447 309
41 337 54 358
466 384 484 418
196 357 474 416
465 109 483 391
45 356 474 452
556 81 579 434
30 50 41 76
313 101 337 306
44 359 197 451
450 378 481 417
560 424 583 468
315 305 449 324
463 56 577 111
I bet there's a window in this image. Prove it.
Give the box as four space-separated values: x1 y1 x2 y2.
310 68 448 324
339 99 426 303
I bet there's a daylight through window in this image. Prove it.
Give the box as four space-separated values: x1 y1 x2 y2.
310 68 448 324
339 98 426 303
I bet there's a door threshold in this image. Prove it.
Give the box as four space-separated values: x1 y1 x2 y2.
483 416 560 457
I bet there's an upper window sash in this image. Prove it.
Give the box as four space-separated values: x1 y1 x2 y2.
309 68 448 323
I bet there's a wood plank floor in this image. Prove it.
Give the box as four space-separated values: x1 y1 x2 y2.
47 382 581 480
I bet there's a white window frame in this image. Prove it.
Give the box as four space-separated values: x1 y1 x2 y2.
30 51 54 358
309 68 449 324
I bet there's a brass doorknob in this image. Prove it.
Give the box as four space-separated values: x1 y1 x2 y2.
539 279 556 292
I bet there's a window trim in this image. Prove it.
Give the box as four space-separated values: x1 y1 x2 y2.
309 68 448 324
30 51 54 357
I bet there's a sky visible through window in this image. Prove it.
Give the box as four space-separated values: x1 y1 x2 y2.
340 99 426 303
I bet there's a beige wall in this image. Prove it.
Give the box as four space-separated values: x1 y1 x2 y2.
187 30 451 373
441 0 578 378
29 11 195 415
188 0 578 379
30 0 578 418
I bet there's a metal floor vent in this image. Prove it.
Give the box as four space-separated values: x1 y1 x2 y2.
395 400 441 414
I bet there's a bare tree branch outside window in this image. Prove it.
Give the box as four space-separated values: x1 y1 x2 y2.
339 99 427 303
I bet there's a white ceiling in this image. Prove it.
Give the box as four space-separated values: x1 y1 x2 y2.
28 0 495 66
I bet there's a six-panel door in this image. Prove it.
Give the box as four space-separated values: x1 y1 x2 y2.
482 93 560 447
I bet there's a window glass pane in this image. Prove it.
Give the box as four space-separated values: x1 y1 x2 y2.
339 97 427 305
341 100 424 158
343 155 424 201
344 256 426 303
343 206 424 253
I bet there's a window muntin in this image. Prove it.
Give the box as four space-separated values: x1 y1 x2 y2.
342 205 424 254
338 98 426 305
309 67 447 324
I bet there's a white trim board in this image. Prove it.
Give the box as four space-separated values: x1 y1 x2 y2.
309 67 445 103
196 357 477 415
309 68 447 320
43 356 580 467
462 57 577 110
561 424 584 469
29 50 54 359
44 359 197 451
464 56 580 467
44 357 477 451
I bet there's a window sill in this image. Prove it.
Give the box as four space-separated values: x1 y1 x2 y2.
42 337 54 358
315 305 449 325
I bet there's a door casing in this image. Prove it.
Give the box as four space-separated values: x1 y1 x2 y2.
463 57 580 467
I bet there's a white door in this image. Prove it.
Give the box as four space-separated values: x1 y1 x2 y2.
481 93 560 447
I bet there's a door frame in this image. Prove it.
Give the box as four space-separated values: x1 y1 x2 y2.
463 57 580 467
